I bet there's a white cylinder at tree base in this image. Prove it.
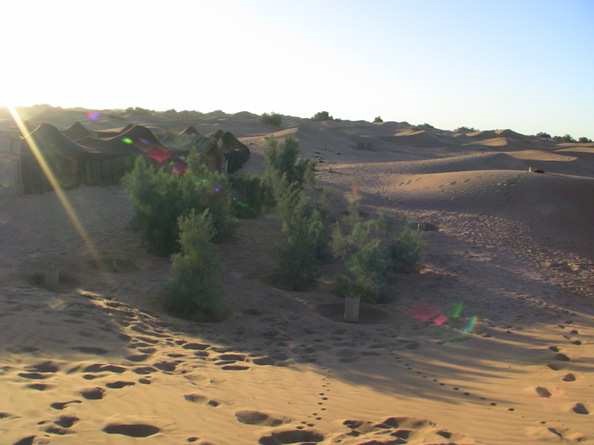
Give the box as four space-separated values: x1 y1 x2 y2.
344 296 360 322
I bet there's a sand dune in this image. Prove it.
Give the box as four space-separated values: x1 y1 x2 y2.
1 108 594 444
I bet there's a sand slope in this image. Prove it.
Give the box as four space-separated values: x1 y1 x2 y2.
1 108 594 445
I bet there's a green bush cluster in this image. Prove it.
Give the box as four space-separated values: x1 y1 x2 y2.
165 210 226 321
229 174 272 218
312 111 333 121
373 116 383 123
274 181 326 290
123 157 235 256
261 112 283 127
263 138 328 289
332 208 423 303
264 137 315 192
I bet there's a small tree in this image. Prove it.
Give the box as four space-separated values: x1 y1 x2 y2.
332 205 423 303
264 137 315 196
229 174 271 218
312 111 333 121
537 132 551 139
165 210 225 321
123 157 236 255
261 112 283 128
373 116 383 123
578 136 592 143
274 183 325 290
456 126 478 133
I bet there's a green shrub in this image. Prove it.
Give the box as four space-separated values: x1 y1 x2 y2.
455 126 478 133
274 184 325 290
261 112 283 127
229 174 272 218
264 137 315 194
387 226 423 273
331 207 423 302
373 116 383 123
578 136 592 143
165 210 226 321
123 157 236 255
536 132 551 139
312 111 333 121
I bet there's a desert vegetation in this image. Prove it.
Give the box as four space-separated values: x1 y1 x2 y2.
261 112 283 128
123 157 236 256
332 199 423 303
262 138 327 289
373 116 383 123
165 209 226 321
312 111 333 121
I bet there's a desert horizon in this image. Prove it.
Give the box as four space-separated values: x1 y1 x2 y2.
1 103 593 445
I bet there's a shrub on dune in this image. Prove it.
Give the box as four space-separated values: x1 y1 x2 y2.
261 112 283 128
123 157 235 255
332 205 423 303
165 210 226 321
274 181 326 290
312 111 333 121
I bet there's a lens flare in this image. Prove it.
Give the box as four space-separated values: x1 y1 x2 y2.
463 315 478 334
449 302 464 319
122 137 133 145
86 111 101 122
9 107 102 266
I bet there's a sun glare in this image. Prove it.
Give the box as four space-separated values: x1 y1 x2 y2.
8 106 103 267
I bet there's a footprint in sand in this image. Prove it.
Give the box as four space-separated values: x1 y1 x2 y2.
153 361 179 372
572 403 589 415
258 429 324 445
83 364 126 374
562 373 576 382
13 436 36 445
235 410 291 427
26 383 53 391
133 366 157 375
336 416 466 444
535 386 552 398
183 342 210 351
103 423 160 437
222 365 250 371
126 354 150 362
50 400 82 410
106 381 136 389
27 362 60 373
54 416 79 428
80 387 105 400
18 372 51 380
44 425 72 435
184 393 220 407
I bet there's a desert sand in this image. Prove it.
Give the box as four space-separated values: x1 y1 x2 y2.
1 108 593 444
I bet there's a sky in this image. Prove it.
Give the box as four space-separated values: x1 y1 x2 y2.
1 0 593 138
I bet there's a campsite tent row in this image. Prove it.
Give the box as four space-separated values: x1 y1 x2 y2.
18 123 250 194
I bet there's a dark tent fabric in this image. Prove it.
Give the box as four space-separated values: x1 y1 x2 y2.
18 122 250 193
179 125 201 136
62 121 93 141
209 130 250 173
19 123 144 193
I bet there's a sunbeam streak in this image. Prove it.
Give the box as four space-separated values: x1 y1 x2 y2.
8 106 103 267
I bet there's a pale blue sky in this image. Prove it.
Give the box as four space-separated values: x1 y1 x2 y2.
2 0 593 137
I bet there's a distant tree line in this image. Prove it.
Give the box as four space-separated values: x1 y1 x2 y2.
537 132 592 143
